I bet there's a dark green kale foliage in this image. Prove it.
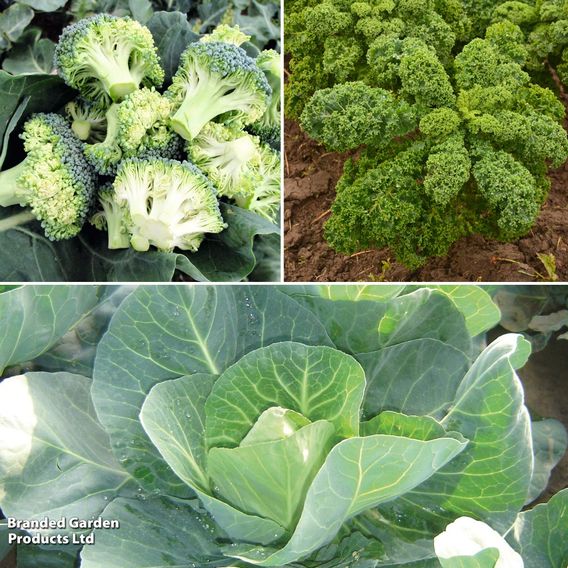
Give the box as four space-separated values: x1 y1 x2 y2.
286 0 568 268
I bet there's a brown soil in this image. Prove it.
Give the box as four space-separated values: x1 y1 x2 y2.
284 119 568 282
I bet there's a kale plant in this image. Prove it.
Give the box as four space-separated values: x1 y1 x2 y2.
0 284 566 567
286 0 568 269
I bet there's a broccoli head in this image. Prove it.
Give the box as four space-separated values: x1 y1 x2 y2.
65 98 107 142
0 113 96 240
186 122 261 198
54 14 164 105
246 49 281 149
234 144 281 222
84 88 182 175
95 158 226 252
166 41 271 141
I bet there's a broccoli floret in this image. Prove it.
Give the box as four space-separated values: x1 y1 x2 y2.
246 49 281 150
200 24 250 46
84 88 180 175
166 41 271 141
235 145 281 222
54 14 164 105
99 158 226 252
91 185 131 249
65 98 107 142
256 50 281 112
186 122 261 198
0 113 96 240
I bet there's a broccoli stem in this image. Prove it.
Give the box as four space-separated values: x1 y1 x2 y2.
0 161 27 207
171 78 234 140
0 210 36 233
91 45 139 102
106 213 130 250
71 119 92 141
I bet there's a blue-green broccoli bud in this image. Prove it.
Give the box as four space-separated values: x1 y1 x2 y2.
166 41 271 140
110 158 226 252
65 98 107 142
186 122 262 199
54 14 164 105
0 113 96 240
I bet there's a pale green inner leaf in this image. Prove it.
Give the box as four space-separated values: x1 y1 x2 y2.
205 342 365 447
230 433 467 566
438 547 499 568
209 420 335 531
240 407 311 446
362 411 449 441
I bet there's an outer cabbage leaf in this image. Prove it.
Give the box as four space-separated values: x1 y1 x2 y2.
0 285 98 373
379 334 533 537
93 286 334 497
281 288 471 356
508 488 568 568
80 496 230 568
0 372 135 532
526 418 568 504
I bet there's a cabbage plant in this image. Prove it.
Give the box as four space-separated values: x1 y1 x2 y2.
0 284 566 567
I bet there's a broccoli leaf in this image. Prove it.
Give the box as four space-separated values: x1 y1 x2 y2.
147 11 198 83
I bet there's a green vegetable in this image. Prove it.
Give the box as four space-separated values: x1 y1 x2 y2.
247 49 281 149
92 158 226 252
186 121 261 199
166 40 271 140
0 113 96 240
83 87 182 175
0 284 565 567
302 23 568 267
54 14 164 104
64 98 107 142
285 0 470 118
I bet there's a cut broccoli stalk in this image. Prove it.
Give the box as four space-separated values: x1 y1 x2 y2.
0 211 36 233
92 188 131 249
0 161 27 207
71 118 92 140
66 99 108 143
104 158 227 252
